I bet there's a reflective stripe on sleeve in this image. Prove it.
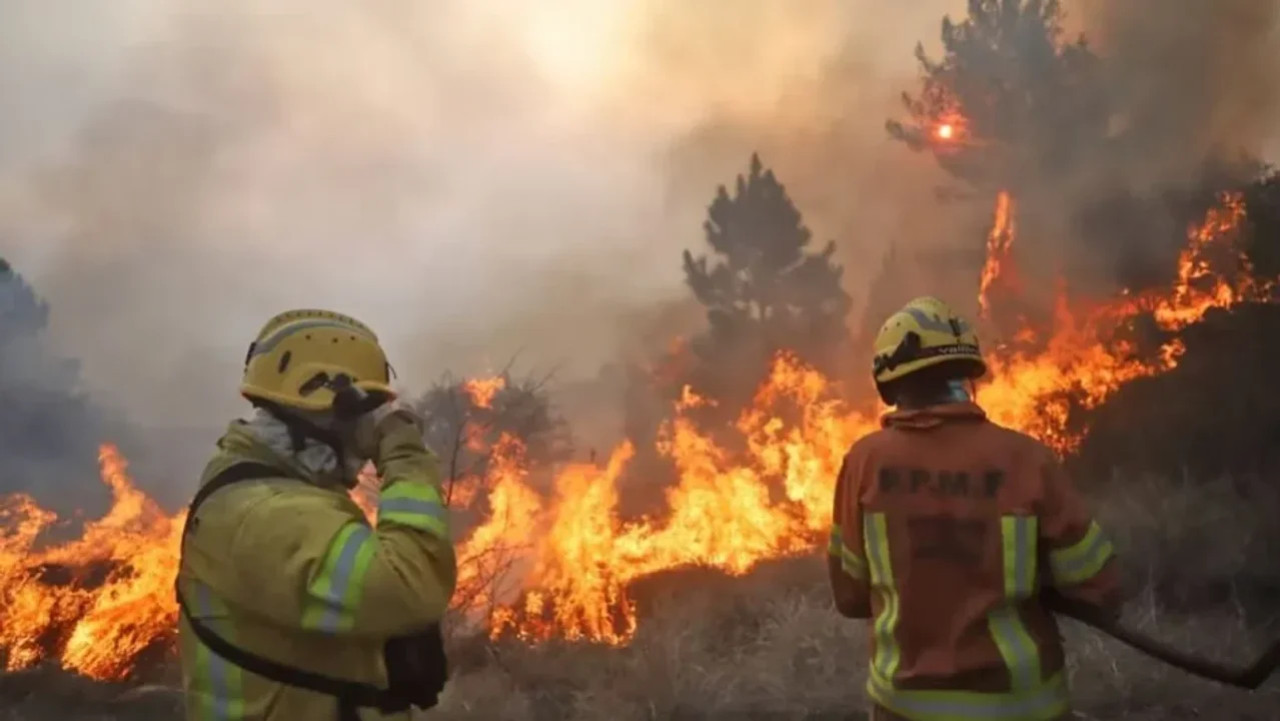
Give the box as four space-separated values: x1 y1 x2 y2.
301 522 377 633
1049 520 1115 586
863 512 900 681
988 515 1041 691
378 481 450 538
1001 515 1037 600
191 580 246 720
829 523 868 579
867 670 1069 721
827 524 841 556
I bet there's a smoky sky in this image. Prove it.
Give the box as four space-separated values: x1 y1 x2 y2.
0 1 1278 499
0 1 965 431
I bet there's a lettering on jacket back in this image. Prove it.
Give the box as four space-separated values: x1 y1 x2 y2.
877 467 1005 499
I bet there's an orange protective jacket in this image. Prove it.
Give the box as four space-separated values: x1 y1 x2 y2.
828 402 1121 721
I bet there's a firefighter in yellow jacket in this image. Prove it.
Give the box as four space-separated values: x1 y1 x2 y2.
177 309 458 720
830 297 1122 721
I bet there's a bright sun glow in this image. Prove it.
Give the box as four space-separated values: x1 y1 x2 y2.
522 1 635 99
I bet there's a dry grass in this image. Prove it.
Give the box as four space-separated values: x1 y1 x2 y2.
425 474 1280 721
426 564 1279 721
3 474 1277 720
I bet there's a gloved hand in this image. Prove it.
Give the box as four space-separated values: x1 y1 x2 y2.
353 399 425 461
382 624 449 711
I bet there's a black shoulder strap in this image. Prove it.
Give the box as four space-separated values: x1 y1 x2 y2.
176 462 403 712
181 462 281 538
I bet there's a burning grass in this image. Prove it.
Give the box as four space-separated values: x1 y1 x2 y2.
10 471 1275 720
352 474 1280 720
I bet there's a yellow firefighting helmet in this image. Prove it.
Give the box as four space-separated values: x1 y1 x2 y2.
872 296 987 392
240 309 395 413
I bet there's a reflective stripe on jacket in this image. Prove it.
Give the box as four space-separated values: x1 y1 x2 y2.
828 402 1121 721
178 420 457 720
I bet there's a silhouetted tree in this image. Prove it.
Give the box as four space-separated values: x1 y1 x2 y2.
886 0 1106 191
0 258 106 502
679 154 852 413
415 367 572 505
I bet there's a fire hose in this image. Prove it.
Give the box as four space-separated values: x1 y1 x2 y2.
1043 591 1280 689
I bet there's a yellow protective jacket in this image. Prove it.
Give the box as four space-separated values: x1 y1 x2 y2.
177 420 457 721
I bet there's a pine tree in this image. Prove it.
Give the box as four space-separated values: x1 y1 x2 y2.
0 258 106 502
680 154 852 409
886 0 1106 190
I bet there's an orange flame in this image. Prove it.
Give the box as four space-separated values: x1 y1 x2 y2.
1147 192 1269 330
978 190 1018 320
462 376 506 409
0 192 1269 674
0 446 184 680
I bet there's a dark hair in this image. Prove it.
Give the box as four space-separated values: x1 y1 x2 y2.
877 359 980 406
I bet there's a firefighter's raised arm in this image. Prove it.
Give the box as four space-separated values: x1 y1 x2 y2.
220 411 457 639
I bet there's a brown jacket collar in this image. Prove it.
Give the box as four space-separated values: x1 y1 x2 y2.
881 402 987 430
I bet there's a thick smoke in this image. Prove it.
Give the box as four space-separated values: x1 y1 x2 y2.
858 0 1280 323
0 0 967 496
1059 0 1280 291
0 1 1277 500
1078 0 1280 181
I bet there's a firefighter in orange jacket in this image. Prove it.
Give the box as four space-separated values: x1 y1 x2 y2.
829 296 1123 721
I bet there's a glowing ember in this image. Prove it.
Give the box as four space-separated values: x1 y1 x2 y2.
0 192 1270 674
462 376 507 409
935 123 955 140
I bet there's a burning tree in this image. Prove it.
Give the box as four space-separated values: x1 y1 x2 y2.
679 153 852 415
415 367 573 501
413 368 573 628
885 0 1107 191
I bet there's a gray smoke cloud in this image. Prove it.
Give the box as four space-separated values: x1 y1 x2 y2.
1078 0 1280 179
0 0 1277 501
0 0 969 497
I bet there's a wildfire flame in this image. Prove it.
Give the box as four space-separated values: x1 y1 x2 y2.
0 446 183 680
462 376 506 409
978 190 1018 320
0 192 1270 676
1144 193 1270 331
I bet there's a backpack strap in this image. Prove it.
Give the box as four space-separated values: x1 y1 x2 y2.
176 462 407 714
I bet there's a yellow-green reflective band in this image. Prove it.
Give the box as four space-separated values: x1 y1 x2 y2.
988 606 1041 691
829 523 868 577
1001 516 1038 599
827 524 842 556
1050 521 1114 586
867 670 1069 721
191 580 245 720
378 482 450 538
863 512 900 681
991 515 1041 691
302 523 377 633
840 542 868 579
